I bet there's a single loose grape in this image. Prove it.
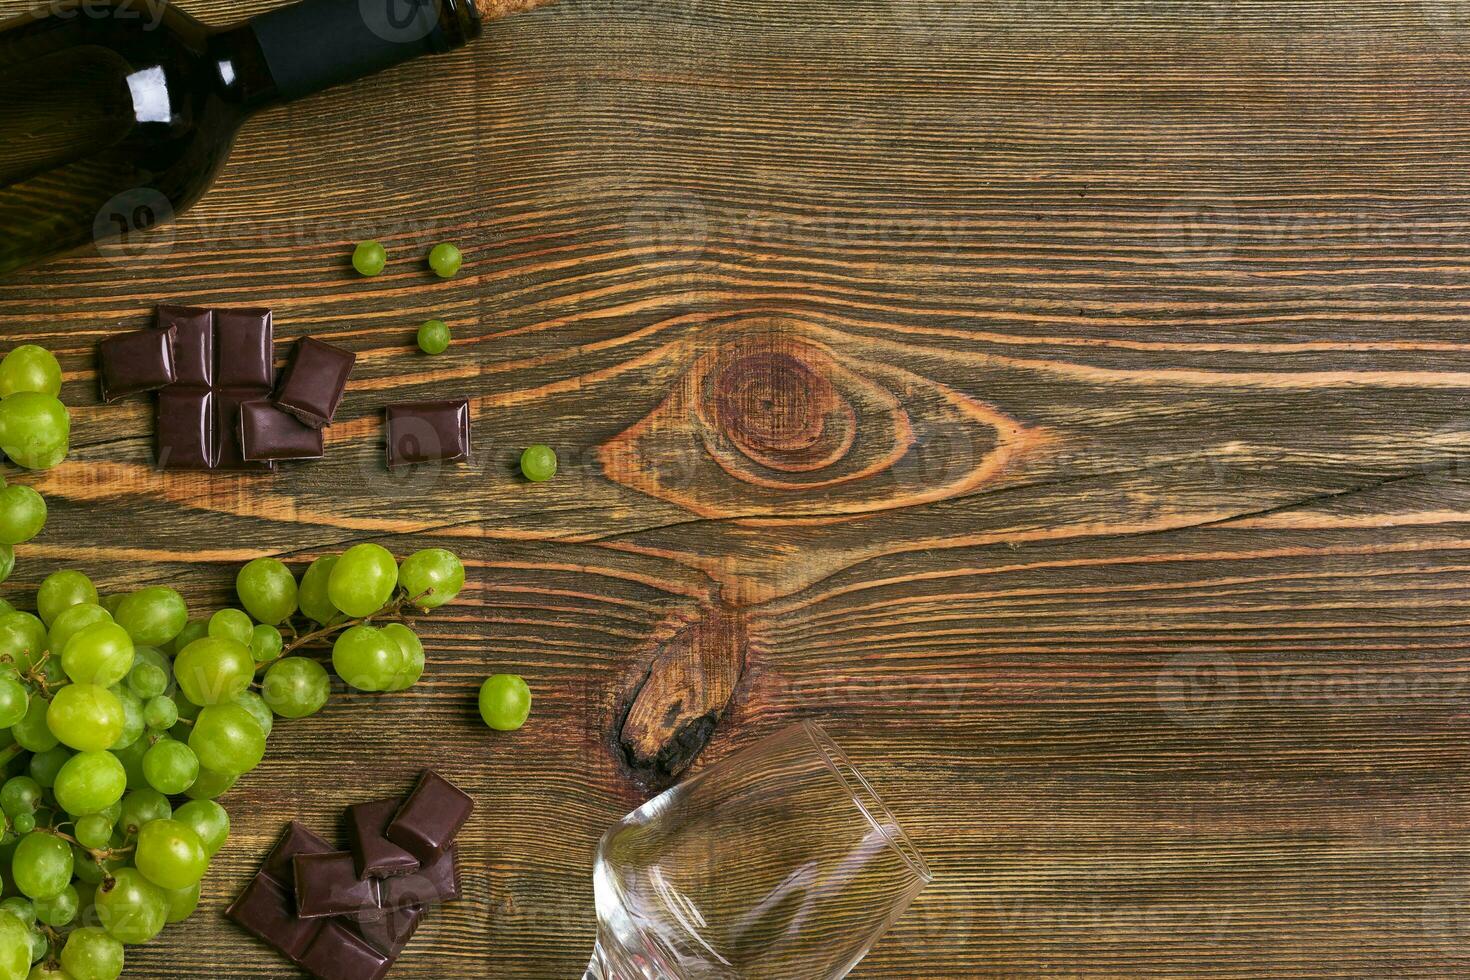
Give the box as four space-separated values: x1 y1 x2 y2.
46 684 124 752
351 240 387 277
0 612 46 673
0 486 45 546
332 625 406 693
159 881 201 924
0 346 61 399
0 392 69 471
398 548 464 609
416 319 451 355
260 658 330 719
249 624 283 663
47 604 110 662
26 747 68 790
95 868 167 945
520 444 558 482
172 800 229 857
119 789 171 836
206 609 252 646
33 885 77 928
142 696 178 732
0 674 28 728
327 543 398 618
427 242 463 278
0 910 29 980
60 623 133 688
297 555 342 626
235 558 297 626
61 926 124 980
188 704 265 777
73 814 113 851
381 623 425 692
53 751 127 817
113 587 187 648
479 674 532 732
142 739 199 796
12 832 73 900
182 769 236 802
37 571 97 627
173 637 254 707
135 819 208 890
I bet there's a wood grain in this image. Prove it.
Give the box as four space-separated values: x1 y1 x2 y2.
4 0 1470 976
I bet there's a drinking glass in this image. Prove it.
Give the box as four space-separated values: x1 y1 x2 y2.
584 721 932 980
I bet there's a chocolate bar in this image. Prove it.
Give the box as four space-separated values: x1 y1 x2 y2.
156 306 214 385
348 797 421 880
294 851 382 919
239 400 325 462
380 846 460 910
385 770 474 864
384 399 471 468
274 337 355 429
298 921 392 980
262 822 335 887
98 326 177 402
227 873 323 963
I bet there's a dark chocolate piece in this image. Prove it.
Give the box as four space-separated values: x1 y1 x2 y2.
155 388 213 471
274 337 355 429
214 388 276 472
263 821 336 888
298 920 392 980
99 326 177 402
293 851 382 919
380 845 460 911
226 873 324 964
215 308 275 388
354 904 426 958
156 306 214 385
239 399 325 462
384 399 471 468
385 770 474 864
347 797 421 880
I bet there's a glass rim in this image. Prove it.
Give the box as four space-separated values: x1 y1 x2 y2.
801 720 934 885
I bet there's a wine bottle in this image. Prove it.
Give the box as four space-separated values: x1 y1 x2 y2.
0 0 551 280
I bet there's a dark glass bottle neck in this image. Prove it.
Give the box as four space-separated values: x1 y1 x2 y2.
217 0 481 112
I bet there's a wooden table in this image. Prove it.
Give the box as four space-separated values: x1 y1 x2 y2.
4 0 1470 976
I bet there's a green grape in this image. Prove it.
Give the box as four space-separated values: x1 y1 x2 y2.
188 704 265 777
0 778 40 818
206 609 252 646
53 751 126 816
30 963 76 980
60 926 124 980
113 588 187 648
159 880 200 923
46 684 124 752
297 555 342 626
33 884 77 927
109 740 148 792
520 444 558 482
0 392 70 471
398 548 465 609
0 597 11 618
479 674 532 732
172 800 228 858
36 571 97 627
352 240 387 277
73 814 113 851
24 926 45 966
327 543 398 618
182 769 235 802
233 691 273 738
173 696 200 724
331 625 406 692
100 593 124 617
26 748 68 790
0 547 11 587
0 899 33 926
427 242 463 278
0 346 62 399
0 910 27 980
417 319 451 354
0 673 28 728
260 658 330 719
134 819 208 890
60 622 133 687
381 623 425 692
46 605 109 662
11 813 34 835
118 789 170 836
249 624 283 664
235 558 297 626
142 696 177 732
125 659 167 700
141 739 198 796
11 832 73 899
0 486 45 546
173 637 254 706
94 868 166 945
107 686 144 750
11 699 58 753
166 619 207 656
0 613 48 673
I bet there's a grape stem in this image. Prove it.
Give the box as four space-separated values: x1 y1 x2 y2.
261 587 434 669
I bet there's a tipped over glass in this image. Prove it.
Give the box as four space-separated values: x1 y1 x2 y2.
584 721 932 980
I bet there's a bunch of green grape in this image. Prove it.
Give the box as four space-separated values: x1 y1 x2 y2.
0 545 464 979
0 345 70 597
